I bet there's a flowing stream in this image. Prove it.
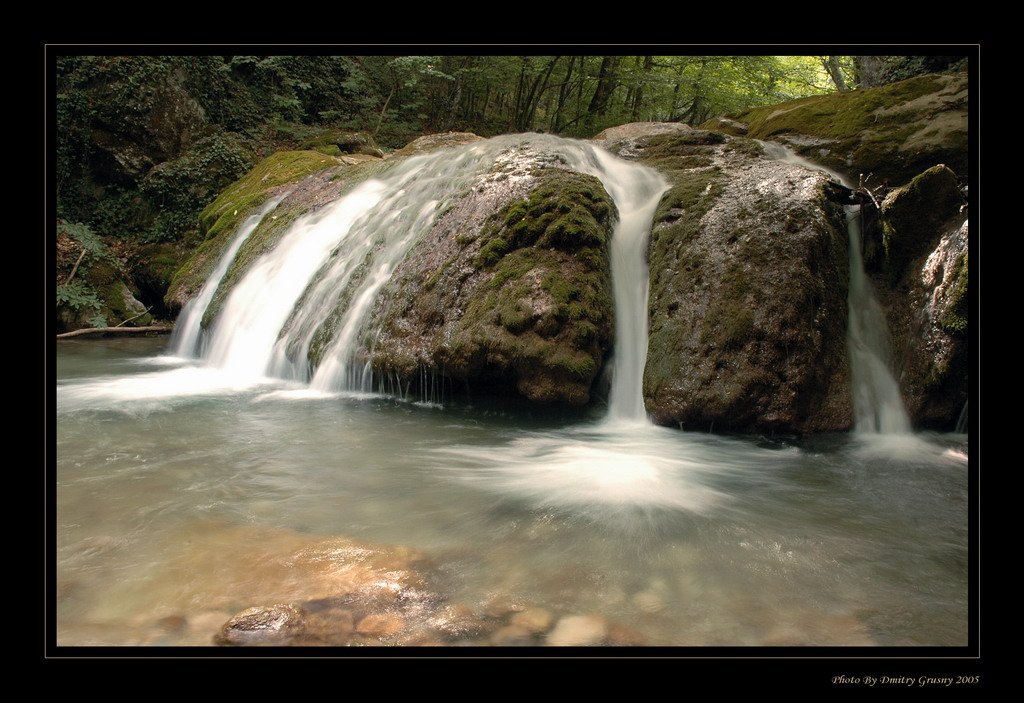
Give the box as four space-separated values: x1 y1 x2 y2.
55 135 967 647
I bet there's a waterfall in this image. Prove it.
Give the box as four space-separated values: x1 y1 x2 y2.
587 151 668 422
955 401 968 434
170 195 285 358
178 135 667 416
760 141 911 434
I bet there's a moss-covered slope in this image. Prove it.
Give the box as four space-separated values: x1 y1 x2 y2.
725 71 967 187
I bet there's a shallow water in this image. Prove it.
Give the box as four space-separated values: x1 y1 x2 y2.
56 338 969 646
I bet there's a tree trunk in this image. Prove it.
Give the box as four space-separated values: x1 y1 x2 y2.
587 56 619 117
520 56 559 130
822 56 849 92
853 55 888 88
631 55 653 121
551 55 576 133
57 325 173 339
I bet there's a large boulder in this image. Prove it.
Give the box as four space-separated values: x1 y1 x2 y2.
881 215 968 430
880 164 963 279
606 126 853 432
727 71 967 188
362 155 617 406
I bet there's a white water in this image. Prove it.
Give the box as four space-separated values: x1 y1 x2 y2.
170 196 286 358
760 141 911 434
587 151 668 422
168 135 668 419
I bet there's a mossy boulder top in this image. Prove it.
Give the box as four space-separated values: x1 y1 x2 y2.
720 71 967 188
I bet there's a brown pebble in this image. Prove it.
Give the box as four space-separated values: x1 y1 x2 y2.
156 614 187 633
510 607 554 634
490 624 533 646
355 612 406 638
606 622 646 646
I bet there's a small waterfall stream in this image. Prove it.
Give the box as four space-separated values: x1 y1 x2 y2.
760 141 911 434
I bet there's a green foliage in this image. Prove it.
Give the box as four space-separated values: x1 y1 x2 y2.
89 314 109 328
56 280 102 313
878 56 969 84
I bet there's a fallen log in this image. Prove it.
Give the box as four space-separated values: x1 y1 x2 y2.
56 325 173 340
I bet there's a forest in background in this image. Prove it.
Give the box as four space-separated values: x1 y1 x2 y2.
54 53 968 325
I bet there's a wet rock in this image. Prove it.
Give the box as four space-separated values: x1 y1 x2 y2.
490 624 534 646
593 121 693 142
880 164 963 278
216 605 306 646
881 218 968 429
510 607 554 634
606 623 647 646
355 612 406 639
165 150 348 314
388 132 484 158
546 614 609 646
430 604 489 640
635 128 853 432
364 148 617 406
483 595 525 619
156 614 187 634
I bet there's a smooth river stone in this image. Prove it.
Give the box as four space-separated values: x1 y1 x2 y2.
355 612 406 638
510 607 554 634
546 614 608 646
216 604 305 645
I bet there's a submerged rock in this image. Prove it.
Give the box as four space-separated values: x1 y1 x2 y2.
216 604 306 646
510 607 554 634
355 613 406 639
607 125 853 432
547 614 609 646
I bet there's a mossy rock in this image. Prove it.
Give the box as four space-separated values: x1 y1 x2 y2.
880 164 963 279
635 127 853 433
734 71 968 186
298 130 384 158
164 150 344 314
132 242 185 318
363 164 617 406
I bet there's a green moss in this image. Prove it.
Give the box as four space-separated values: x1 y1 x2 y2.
477 169 615 269
702 273 756 350
738 74 943 142
721 137 764 158
733 72 966 186
198 150 341 245
941 252 968 335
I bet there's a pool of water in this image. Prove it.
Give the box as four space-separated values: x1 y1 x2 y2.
55 338 969 646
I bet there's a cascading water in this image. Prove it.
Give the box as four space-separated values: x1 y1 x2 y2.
588 151 669 422
170 195 286 358
760 141 911 435
181 134 667 418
